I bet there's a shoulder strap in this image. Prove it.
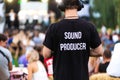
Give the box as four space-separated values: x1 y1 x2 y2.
0 49 10 63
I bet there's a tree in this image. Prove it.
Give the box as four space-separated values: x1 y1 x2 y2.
114 0 120 26
91 0 118 29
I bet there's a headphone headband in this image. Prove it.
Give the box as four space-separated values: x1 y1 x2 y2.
58 0 84 11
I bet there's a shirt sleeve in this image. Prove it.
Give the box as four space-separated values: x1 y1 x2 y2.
43 24 55 51
90 24 101 49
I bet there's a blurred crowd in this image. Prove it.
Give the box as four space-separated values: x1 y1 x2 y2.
0 8 120 80
4 29 45 67
2 28 53 80
2 21 120 80
89 24 120 80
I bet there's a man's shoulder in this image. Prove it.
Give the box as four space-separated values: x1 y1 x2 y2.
79 19 94 25
0 46 11 54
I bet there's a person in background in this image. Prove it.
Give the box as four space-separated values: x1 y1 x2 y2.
44 56 53 80
34 45 44 63
42 0 103 80
26 49 49 80
101 24 107 35
18 41 28 67
8 41 19 67
107 43 120 78
9 40 26 67
33 30 42 46
115 33 120 44
94 48 111 73
7 9 16 29
0 33 13 80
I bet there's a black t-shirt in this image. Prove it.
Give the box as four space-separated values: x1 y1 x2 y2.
43 18 101 80
99 62 110 73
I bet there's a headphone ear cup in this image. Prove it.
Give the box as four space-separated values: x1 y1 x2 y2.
58 3 65 11
77 0 84 11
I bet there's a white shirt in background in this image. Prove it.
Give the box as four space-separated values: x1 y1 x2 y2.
107 43 120 77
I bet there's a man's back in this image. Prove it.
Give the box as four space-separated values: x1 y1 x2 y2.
43 18 101 80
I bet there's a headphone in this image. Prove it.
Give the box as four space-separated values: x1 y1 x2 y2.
0 0 3 3
57 0 84 11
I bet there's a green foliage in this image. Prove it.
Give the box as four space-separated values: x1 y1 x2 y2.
90 0 120 29
18 0 21 4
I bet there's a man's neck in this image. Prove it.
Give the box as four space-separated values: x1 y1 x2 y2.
64 9 78 19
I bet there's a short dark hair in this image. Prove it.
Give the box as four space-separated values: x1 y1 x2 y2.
103 49 111 59
64 0 80 9
58 0 84 11
0 34 7 42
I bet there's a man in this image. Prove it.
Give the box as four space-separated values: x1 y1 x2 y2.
0 33 13 80
43 0 103 80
